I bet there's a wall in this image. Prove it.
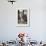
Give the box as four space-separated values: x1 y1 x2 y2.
0 0 46 41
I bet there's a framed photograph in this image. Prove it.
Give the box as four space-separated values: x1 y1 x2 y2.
16 8 30 27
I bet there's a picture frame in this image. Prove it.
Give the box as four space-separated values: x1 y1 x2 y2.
16 8 30 27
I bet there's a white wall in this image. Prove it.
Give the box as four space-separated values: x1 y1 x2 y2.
0 0 46 41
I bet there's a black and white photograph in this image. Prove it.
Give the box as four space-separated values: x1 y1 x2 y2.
18 9 27 24
16 8 30 27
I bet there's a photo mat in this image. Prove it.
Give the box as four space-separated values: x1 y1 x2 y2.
16 8 30 27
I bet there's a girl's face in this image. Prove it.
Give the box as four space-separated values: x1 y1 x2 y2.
24 10 27 15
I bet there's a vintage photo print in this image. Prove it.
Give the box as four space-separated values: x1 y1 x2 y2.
16 8 30 27
18 9 27 24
